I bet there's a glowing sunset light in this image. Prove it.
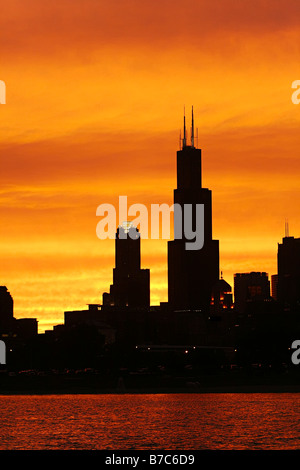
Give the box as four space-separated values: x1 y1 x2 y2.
0 0 299 332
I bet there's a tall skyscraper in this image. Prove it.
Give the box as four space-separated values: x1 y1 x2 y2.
277 233 300 310
103 222 150 309
271 274 278 301
168 108 219 311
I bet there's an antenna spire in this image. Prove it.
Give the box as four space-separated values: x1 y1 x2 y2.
285 219 290 237
183 107 186 148
191 106 194 148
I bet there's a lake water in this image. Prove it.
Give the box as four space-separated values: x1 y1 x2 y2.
0 393 299 450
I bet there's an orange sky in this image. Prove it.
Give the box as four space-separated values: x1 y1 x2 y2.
0 0 299 332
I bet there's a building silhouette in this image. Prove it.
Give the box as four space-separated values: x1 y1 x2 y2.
64 304 116 345
271 274 278 301
14 318 38 340
168 108 219 311
234 272 271 314
0 286 14 333
0 286 38 337
277 234 300 311
103 222 150 309
210 274 233 317
2 112 300 383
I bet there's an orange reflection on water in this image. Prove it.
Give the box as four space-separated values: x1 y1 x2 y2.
1 393 300 449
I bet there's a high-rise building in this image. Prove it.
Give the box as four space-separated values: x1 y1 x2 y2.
277 234 300 310
168 108 219 311
0 286 14 333
103 222 150 309
234 272 271 313
271 274 278 301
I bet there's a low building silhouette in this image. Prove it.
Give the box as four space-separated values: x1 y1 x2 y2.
64 304 116 345
14 318 38 340
210 274 233 317
0 286 14 333
234 272 271 314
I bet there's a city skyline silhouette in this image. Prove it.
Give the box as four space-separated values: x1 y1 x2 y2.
1 3 300 455
1 107 299 332
0 109 299 386
1 1 300 334
1 107 299 333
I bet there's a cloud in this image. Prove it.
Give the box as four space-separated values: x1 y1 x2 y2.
2 0 300 59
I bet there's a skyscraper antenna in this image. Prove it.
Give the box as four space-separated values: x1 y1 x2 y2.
285 218 289 237
191 106 194 148
183 107 186 148
285 219 287 237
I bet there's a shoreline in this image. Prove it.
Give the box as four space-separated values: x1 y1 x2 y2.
1 370 300 395
1 385 300 395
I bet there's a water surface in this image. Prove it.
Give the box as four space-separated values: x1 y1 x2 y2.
0 393 299 449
